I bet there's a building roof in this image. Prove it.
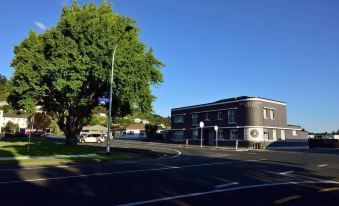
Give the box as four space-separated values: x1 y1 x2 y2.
172 96 286 111
83 125 107 131
126 124 145 130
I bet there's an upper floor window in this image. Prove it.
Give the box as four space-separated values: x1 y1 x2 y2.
192 114 198 126
217 112 223 120
205 113 210 121
269 109 275 119
263 109 268 119
228 110 236 124
174 115 184 123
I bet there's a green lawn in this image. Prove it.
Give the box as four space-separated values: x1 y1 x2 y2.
0 137 131 165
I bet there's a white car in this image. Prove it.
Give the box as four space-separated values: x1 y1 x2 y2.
79 134 105 143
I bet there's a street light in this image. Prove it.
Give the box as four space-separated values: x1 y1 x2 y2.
107 26 134 154
199 121 204 148
214 125 218 148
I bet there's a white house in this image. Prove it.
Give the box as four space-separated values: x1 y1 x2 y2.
0 110 28 133
114 124 147 139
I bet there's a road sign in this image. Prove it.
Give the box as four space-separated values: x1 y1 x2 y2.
98 97 109 105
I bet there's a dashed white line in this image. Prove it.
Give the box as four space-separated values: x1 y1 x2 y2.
317 164 328 168
214 182 239 188
279 171 295 175
117 180 339 206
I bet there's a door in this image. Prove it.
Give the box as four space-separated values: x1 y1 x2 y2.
281 130 286 140
208 130 214 146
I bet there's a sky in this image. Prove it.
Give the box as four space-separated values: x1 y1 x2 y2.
1 0 339 132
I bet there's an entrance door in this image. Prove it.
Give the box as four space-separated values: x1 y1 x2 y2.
208 130 215 146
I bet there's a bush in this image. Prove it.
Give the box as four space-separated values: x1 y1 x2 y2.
4 121 19 132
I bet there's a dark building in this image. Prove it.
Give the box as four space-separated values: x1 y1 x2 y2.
171 96 307 146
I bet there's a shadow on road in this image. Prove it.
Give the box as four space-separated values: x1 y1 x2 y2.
0 139 338 206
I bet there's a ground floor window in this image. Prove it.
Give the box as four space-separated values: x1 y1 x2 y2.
192 130 198 139
230 129 239 140
217 129 224 139
173 131 184 141
293 130 297 136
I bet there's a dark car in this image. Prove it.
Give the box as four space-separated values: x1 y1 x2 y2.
4 130 15 137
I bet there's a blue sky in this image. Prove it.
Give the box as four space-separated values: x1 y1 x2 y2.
1 0 339 132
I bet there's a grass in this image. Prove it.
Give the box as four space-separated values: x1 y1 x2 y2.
0 137 132 165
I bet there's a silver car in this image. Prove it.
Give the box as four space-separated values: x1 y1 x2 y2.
79 134 105 143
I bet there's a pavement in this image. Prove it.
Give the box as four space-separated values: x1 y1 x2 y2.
0 139 338 206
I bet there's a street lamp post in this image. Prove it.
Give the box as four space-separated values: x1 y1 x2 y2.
106 26 134 154
199 121 204 148
214 125 218 148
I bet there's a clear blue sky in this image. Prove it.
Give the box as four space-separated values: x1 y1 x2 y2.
1 0 339 132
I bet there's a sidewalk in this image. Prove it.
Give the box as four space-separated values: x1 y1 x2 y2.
0 154 97 161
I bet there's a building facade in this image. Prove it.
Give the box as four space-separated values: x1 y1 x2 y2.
0 110 28 133
171 96 307 146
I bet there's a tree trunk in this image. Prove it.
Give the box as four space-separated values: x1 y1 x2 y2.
64 131 78 146
62 115 83 147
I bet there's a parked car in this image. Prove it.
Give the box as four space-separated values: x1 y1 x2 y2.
79 133 105 143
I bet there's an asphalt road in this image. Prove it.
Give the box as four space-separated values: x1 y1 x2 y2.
0 139 338 206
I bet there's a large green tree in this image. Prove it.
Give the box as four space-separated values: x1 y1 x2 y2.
8 2 164 146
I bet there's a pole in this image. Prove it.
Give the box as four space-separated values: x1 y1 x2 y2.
107 44 118 154
27 115 34 153
200 127 203 148
216 130 218 148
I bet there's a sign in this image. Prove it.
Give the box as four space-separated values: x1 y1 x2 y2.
199 121 204 128
98 97 109 105
214 125 218 131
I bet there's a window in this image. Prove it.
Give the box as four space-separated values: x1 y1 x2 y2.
217 112 223 120
228 110 236 124
192 114 198 126
192 130 198 139
205 113 210 121
174 115 184 123
264 129 269 140
272 129 277 140
217 129 224 139
174 131 184 141
230 129 239 139
293 130 297 136
263 109 268 119
270 109 275 119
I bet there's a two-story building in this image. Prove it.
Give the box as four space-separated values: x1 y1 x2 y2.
171 96 307 147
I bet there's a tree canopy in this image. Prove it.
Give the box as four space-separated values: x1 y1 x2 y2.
8 2 164 146
0 74 10 101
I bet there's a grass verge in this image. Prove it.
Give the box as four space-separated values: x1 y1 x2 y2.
0 137 132 165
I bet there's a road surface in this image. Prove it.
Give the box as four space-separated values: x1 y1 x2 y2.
0 139 338 206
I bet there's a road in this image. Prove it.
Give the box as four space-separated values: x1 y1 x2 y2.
0 139 338 206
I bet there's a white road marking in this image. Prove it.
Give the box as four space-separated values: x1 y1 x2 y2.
249 152 257 154
117 180 339 206
0 161 237 184
317 164 328 168
57 165 70 168
279 171 295 175
214 182 239 188
260 158 268 161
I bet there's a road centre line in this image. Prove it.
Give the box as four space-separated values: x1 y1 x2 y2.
118 180 339 206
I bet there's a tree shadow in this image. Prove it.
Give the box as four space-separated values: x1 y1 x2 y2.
0 140 338 206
